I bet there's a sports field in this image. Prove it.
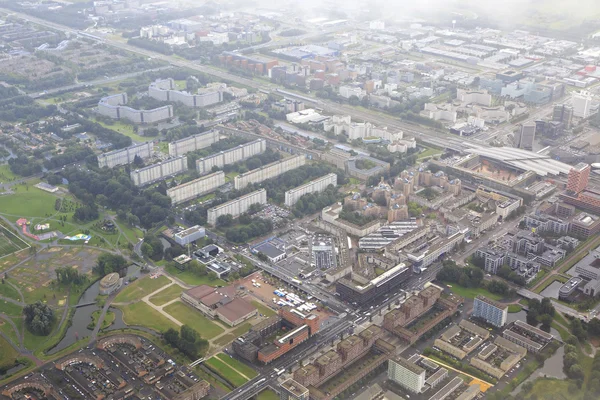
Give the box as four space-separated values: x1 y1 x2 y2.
0 223 29 258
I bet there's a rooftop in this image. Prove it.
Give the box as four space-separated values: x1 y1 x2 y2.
216 298 256 322
254 242 285 259
392 356 425 375
475 295 508 311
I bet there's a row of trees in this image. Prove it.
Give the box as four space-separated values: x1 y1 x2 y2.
55 267 87 285
437 260 484 288
94 253 128 276
526 298 555 330
225 216 273 243
293 186 339 217
164 325 208 359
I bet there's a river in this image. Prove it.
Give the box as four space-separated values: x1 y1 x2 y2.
47 265 142 354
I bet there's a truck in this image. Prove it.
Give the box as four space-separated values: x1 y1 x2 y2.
291 278 302 285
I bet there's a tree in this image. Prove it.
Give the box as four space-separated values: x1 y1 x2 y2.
132 154 144 168
216 214 234 227
208 271 217 281
94 253 127 276
23 301 55 336
571 319 587 342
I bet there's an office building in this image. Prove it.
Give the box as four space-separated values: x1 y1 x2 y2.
572 91 593 118
387 356 426 393
98 93 173 124
130 156 187 186
149 78 223 108
336 263 410 305
196 139 266 175
168 130 220 157
207 189 267 225
173 225 206 246
166 171 225 205
473 295 508 327
284 173 337 207
567 162 591 194
552 104 573 129
234 155 305 190
98 142 154 168
514 122 536 150
280 379 309 400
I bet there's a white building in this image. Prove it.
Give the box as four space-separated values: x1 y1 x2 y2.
324 115 403 141
207 189 267 225
168 130 220 157
286 109 327 124
339 85 366 99
174 225 206 246
422 103 457 122
149 78 223 108
388 138 417 153
572 91 593 118
98 93 173 124
387 356 426 393
473 295 508 327
234 155 306 190
166 171 225 205
369 20 385 30
323 115 352 135
196 139 266 175
456 88 492 106
130 156 188 186
98 142 154 169
284 173 337 207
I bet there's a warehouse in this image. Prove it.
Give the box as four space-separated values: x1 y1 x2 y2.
166 171 225 205
207 189 267 225
284 173 337 207
130 156 188 186
168 130 220 157
196 139 266 175
98 142 154 168
234 155 306 190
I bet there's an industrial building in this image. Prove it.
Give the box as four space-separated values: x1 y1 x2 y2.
284 173 338 207
98 142 154 168
472 295 508 327
166 171 225 205
168 130 220 157
196 139 266 175
234 155 306 190
130 156 188 186
98 93 173 124
173 225 206 246
207 189 267 225
149 78 223 108
387 356 426 393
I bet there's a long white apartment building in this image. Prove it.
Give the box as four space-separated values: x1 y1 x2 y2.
167 171 225 205
98 142 154 168
98 93 173 124
168 130 220 157
323 115 403 141
196 139 266 175
130 156 188 186
149 78 223 108
234 155 306 190
207 189 267 225
284 173 337 207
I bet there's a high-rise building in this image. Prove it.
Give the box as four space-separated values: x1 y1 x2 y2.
572 91 593 118
567 163 591 194
514 122 536 150
552 104 573 129
387 356 426 393
473 295 508 327
280 379 309 400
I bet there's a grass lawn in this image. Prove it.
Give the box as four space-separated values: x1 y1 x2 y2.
0 335 19 369
165 265 226 287
443 282 504 301
89 310 116 330
204 357 249 387
94 119 147 143
163 301 224 340
212 322 252 346
0 319 20 347
0 164 18 181
524 378 572 400
0 300 22 317
225 171 239 182
0 223 29 257
149 284 184 306
553 311 569 327
118 302 178 333
251 300 276 317
0 184 61 220
551 321 570 341
0 282 21 302
114 276 171 303
257 389 279 400
216 353 258 379
508 304 522 313
417 146 443 160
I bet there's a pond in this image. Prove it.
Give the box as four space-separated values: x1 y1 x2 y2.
47 266 142 354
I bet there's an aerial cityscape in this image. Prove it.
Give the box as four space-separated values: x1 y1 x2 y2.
0 0 600 399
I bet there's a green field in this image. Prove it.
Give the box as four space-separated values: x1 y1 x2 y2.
118 302 178 333
251 301 276 317
0 164 17 181
89 310 116 330
0 282 21 302
0 223 29 258
0 318 20 347
149 284 184 306
508 304 522 313
417 146 443 160
0 185 60 221
0 300 23 317
165 265 226 287
215 353 258 379
213 322 253 347
205 357 249 387
443 282 504 301
163 301 224 339
94 118 147 143
256 389 279 400
0 335 19 369
114 276 170 303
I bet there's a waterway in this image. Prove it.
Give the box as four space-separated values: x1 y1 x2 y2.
47 266 142 354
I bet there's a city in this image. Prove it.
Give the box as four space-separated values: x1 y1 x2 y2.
0 1 600 400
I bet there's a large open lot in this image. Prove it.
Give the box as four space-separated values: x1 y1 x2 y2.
118 301 179 333
0 222 28 258
204 352 257 388
114 275 171 303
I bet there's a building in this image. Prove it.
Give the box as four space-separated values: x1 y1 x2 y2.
387 356 426 393
567 162 591 194
207 189 267 225
99 272 123 295
473 295 508 327
234 155 306 190
149 78 223 108
280 379 309 400
130 156 188 186
574 245 600 281
253 241 286 263
336 263 410 305
98 142 154 168
346 155 391 181
181 285 257 326
98 93 173 124
196 139 266 175
168 130 220 157
167 171 225 205
572 91 593 118
552 104 573 129
514 122 536 150
475 247 505 274
174 225 206 246
503 320 553 352
284 173 337 207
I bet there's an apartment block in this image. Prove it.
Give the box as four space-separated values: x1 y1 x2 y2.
473 295 508 327
166 171 225 205
98 142 154 168
149 78 223 108
98 93 173 124
168 130 220 157
130 156 187 186
387 356 426 393
234 155 306 190
207 189 267 225
196 139 266 174
284 173 337 207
